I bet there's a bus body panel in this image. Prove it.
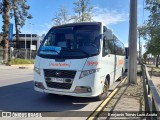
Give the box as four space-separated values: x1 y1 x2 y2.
39 57 88 71
34 22 125 98
34 55 104 97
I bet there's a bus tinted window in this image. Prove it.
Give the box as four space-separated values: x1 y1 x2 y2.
108 40 115 54
39 25 101 59
115 40 124 56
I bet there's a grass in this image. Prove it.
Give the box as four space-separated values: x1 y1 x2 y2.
153 67 160 72
147 65 160 71
10 58 34 65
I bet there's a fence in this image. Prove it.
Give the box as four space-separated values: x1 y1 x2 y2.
142 64 160 120
0 49 37 64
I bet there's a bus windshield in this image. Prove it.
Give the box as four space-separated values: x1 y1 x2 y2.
38 25 101 59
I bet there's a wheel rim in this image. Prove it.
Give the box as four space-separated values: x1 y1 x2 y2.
101 83 108 97
103 84 108 93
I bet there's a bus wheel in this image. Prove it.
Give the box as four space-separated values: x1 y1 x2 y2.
96 79 109 101
118 69 123 81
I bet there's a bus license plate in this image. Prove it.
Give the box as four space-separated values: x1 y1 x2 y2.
51 78 64 83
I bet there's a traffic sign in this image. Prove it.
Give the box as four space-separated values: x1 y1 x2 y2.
8 23 13 41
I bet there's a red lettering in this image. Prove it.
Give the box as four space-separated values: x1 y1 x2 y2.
87 61 98 66
49 62 70 67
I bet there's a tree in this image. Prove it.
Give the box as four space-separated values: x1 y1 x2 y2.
72 0 93 22
143 52 147 63
0 1 2 14
140 0 160 67
2 0 10 64
138 25 149 40
53 6 69 25
146 0 160 67
10 0 32 49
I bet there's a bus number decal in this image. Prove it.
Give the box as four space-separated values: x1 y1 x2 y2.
87 61 98 66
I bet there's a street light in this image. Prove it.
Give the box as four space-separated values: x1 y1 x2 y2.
24 15 33 59
29 23 34 59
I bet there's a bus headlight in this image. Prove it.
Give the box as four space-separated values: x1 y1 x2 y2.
34 67 41 75
79 68 100 79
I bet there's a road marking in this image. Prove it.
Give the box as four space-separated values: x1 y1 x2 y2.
0 72 33 77
0 69 33 76
87 77 127 120
0 75 33 82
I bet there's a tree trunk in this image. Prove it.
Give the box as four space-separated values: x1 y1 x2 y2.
156 55 159 68
13 0 19 49
153 56 156 65
2 0 10 64
81 0 84 22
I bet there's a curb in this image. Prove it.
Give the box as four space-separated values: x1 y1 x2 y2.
11 64 34 69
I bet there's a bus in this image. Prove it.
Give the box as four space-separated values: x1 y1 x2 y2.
34 22 125 100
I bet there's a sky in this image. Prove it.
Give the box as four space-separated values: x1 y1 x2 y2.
0 0 149 51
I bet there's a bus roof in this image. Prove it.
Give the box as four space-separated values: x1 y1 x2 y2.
52 22 102 29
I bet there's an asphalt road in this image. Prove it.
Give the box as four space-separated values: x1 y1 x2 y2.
0 67 102 116
0 66 125 120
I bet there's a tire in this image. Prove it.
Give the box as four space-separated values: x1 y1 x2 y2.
117 69 123 81
96 78 109 101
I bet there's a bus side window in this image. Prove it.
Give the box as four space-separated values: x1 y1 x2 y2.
108 40 115 54
115 40 124 56
102 36 110 57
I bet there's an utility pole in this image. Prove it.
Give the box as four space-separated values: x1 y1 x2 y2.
128 0 137 84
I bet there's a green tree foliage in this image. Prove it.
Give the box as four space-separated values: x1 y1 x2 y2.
72 0 93 22
138 25 149 40
145 0 160 53
0 1 2 14
53 6 69 25
143 52 147 63
10 0 32 48
140 0 160 67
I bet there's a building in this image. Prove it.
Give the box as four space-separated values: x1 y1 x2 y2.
9 34 41 50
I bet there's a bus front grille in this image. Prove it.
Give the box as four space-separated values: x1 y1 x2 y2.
44 69 76 89
44 69 76 78
46 82 72 89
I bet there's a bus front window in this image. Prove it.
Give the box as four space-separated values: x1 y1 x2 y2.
38 25 101 58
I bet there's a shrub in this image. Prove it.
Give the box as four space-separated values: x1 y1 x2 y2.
10 58 34 65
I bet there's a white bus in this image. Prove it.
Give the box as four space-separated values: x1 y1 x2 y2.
34 22 125 100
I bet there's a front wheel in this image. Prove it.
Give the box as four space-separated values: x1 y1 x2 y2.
96 79 109 101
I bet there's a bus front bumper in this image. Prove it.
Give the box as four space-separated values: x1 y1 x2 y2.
34 85 98 98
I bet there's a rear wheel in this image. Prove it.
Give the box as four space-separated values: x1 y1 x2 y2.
96 78 109 101
117 69 123 81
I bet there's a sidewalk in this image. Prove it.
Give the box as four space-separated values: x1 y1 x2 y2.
98 75 144 119
146 65 160 95
95 64 160 119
